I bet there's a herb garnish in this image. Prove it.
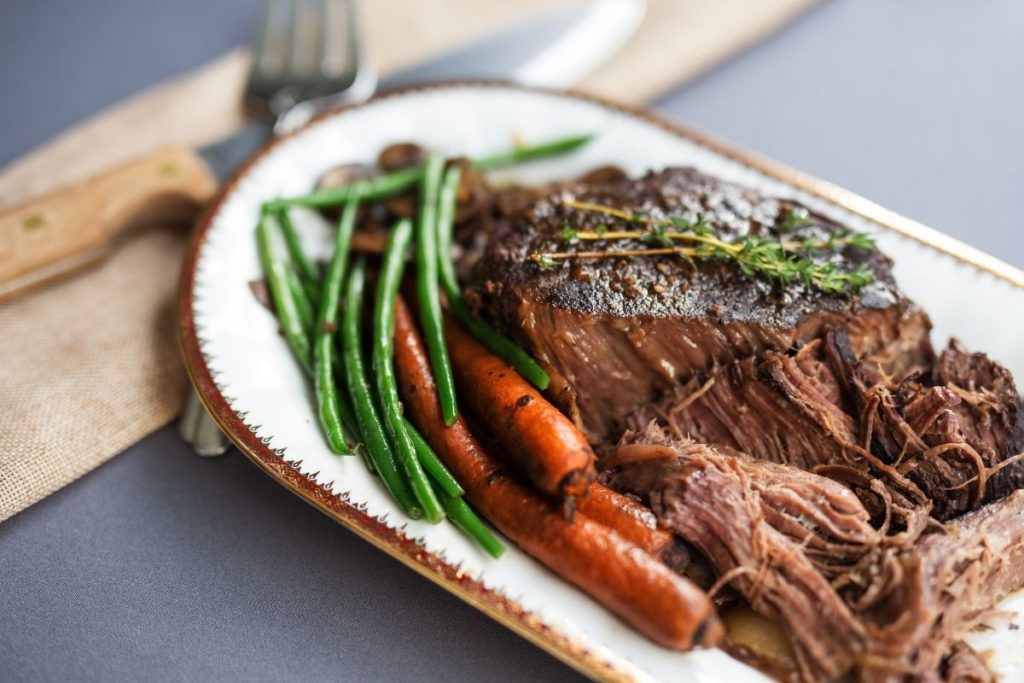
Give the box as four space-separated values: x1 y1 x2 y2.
529 199 877 294
778 206 810 232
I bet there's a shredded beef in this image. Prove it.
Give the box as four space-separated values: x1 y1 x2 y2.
606 426 1024 681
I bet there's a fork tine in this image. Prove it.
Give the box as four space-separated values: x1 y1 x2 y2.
251 0 296 79
250 0 275 76
286 0 304 75
318 0 349 78
341 0 360 76
246 0 373 129
315 0 332 76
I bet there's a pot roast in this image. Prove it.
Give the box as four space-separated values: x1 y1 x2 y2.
461 166 1024 681
465 167 934 443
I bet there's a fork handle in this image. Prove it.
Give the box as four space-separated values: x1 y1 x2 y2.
0 145 217 302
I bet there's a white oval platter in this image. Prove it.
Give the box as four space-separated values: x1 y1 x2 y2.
179 83 1024 682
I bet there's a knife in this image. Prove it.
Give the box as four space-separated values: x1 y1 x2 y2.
0 0 644 303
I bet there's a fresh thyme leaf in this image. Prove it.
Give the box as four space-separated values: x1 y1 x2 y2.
794 258 815 285
645 225 674 247
670 215 691 231
812 263 848 289
779 206 811 232
678 252 698 270
560 224 579 243
847 265 876 287
847 233 876 250
692 218 713 236
532 253 558 270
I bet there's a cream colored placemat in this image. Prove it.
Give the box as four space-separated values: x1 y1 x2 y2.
0 0 816 522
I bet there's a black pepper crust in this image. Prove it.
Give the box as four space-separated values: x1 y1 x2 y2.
467 167 900 328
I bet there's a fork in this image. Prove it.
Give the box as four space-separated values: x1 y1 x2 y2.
179 0 374 457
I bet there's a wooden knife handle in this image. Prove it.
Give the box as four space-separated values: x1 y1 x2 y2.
0 145 217 301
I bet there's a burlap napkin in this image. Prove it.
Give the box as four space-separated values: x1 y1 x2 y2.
0 0 816 522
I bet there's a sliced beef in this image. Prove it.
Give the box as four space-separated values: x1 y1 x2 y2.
466 167 933 441
605 426 1024 681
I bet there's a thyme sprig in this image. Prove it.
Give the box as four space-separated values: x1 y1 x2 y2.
531 199 878 294
560 225 874 253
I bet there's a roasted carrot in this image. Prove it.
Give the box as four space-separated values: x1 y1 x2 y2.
577 483 675 557
443 317 596 499
444 311 673 557
394 299 722 650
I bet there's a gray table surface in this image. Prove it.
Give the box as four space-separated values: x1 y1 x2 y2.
2 1 1022 680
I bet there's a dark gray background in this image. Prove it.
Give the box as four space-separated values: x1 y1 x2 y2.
2 1 1022 681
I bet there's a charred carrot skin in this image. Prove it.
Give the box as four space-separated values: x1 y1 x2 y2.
443 317 596 499
394 298 722 650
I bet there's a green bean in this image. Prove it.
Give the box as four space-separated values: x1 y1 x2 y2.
337 380 360 447
374 219 445 523
313 188 364 454
256 210 311 374
333 359 375 474
415 152 459 426
266 165 423 211
342 257 422 518
404 418 464 498
329 328 371 473
472 132 594 171
302 280 320 311
283 263 315 334
438 491 505 559
402 417 502 557
449 300 551 390
436 165 551 390
266 133 595 210
435 164 463 296
274 207 321 289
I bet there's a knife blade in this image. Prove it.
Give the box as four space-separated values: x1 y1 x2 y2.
199 0 645 183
